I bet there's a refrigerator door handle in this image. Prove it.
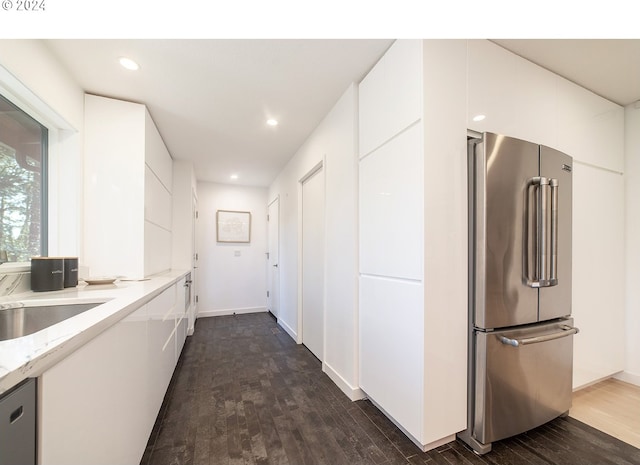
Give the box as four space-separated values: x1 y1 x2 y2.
527 177 549 288
549 178 559 286
498 325 579 347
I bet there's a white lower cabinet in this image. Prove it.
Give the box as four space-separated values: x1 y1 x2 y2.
147 285 177 420
38 281 188 465
177 316 187 359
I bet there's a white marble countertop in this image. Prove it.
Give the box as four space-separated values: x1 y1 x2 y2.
0 269 190 394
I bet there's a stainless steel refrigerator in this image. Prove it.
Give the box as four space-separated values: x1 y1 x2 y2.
458 132 579 455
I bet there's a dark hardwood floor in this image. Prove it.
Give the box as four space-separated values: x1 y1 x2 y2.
141 313 640 465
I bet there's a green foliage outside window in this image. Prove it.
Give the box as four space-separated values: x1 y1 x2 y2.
0 94 47 263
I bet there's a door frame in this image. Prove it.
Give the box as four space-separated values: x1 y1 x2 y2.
297 159 326 353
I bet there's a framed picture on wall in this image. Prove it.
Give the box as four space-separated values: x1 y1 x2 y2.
216 210 251 243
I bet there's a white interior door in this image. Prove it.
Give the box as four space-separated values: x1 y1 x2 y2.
301 165 325 361
267 198 280 318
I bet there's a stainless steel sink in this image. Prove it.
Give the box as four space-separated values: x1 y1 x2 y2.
0 302 103 341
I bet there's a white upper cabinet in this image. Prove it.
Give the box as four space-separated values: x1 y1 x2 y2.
467 40 522 139
555 78 624 173
84 94 173 279
468 40 624 173
145 110 173 192
468 40 558 148
145 166 172 230
359 40 423 157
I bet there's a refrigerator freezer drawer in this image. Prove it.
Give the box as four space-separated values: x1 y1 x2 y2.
473 318 575 444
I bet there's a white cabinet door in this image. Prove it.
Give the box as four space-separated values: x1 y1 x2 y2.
39 305 149 465
145 165 172 230
84 95 174 279
175 278 188 359
572 163 625 388
144 109 173 192
177 316 188 359
84 95 146 279
556 78 624 173
359 123 423 280
147 285 177 416
144 222 172 276
359 276 424 440
359 39 423 157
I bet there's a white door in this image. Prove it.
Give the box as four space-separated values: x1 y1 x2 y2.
301 165 325 361
267 198 280 318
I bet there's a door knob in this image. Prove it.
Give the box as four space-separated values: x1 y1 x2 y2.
273 264 278 268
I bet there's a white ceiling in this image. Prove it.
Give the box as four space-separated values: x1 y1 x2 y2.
45 39 394 187
44 39 640 187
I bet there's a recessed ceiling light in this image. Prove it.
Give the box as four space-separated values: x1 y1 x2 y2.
119 57 139 71
266 118 278 127
230 174 238 180
472 114 486 122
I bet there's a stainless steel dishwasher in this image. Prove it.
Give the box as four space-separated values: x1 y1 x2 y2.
0 378 36 465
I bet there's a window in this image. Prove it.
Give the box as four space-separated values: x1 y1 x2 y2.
0 93 48 262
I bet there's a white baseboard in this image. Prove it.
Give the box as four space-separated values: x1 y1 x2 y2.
278 318 297 341
323 362 365 401
197 306 266 318
614 371 640 387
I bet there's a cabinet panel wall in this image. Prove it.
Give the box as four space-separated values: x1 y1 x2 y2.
359 123 423 280
359 276 424 439
467 40 523 141
467 40 624 173
145 110 173 192
467 40 559 149
358 39 427 448
555 77 624 172
145 222 172 276
145 165 173 231
359 40 422 157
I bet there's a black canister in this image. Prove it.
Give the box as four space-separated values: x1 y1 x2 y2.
31 257 64 292
63 257 79 288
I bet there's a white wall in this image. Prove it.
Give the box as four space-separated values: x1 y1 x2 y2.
0 40 84 258
196 182 268 317
622 103 640 386
268 84 361 399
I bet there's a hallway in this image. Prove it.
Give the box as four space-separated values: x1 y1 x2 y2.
141 313 640 465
